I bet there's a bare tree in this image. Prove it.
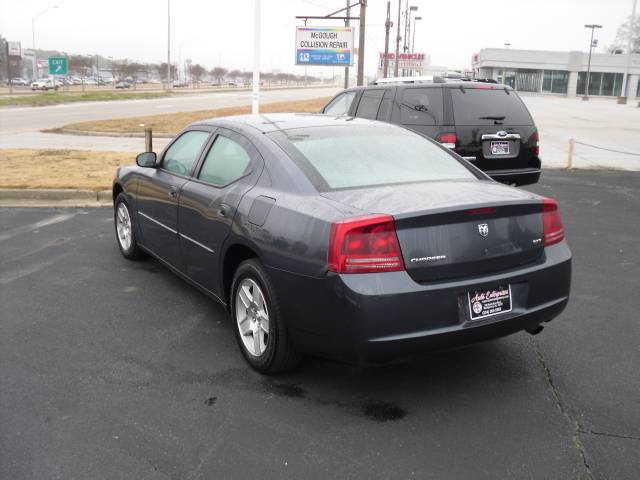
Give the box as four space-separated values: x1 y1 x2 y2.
609 14 640 54
210 66 227 85
190 64 206 85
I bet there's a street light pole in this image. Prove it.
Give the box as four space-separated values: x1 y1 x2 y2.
166 0 171 89
394 0 401 77
583 24 602 101
356 0 366 86
344 0 350 89
31 5 57 79
619 0 638 103
412 16 421 53
252 0 261 114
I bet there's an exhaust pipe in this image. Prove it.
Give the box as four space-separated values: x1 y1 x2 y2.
526 324 544 335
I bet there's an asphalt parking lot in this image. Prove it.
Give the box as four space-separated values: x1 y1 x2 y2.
1 170 638 479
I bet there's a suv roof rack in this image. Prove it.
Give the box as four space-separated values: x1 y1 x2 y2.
370 75 434 85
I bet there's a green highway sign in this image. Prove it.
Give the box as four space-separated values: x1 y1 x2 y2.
48 56 68 75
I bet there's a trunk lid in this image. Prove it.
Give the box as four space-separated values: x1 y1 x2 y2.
322 180 544 282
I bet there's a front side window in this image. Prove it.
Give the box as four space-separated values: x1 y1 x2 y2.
198 135 252 186
324 91 356 116
162 130 210 176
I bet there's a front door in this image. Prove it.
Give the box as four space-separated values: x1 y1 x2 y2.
136 129 211 269
178 129 261 296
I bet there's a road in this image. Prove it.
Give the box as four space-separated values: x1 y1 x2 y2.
0 86 339 134
1 170 638 479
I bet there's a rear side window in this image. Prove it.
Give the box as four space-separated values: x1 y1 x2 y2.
376 90 394 121
324 91 356 116
451 88 533 126
198 135 252 186
400 88 443 126
355 89 385 120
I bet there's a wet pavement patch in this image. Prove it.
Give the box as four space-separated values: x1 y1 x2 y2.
361 401 407 422
265 382 306 398
205 396 217 406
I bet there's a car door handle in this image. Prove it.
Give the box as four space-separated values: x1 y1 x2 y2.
218 204 229 218
168 186 178 199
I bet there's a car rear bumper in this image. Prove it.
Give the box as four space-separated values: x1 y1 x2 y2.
268 241 571 363
486 168 541 186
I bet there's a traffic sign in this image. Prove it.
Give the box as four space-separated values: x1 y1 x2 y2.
48 56 68 75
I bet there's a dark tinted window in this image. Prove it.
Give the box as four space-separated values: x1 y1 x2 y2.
451 88 533 126
400 88 443 125
162 130 210 176
198 135 252 186
376 89 394 120
355 89 385 120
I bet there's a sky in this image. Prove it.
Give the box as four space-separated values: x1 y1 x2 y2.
0 0 634 78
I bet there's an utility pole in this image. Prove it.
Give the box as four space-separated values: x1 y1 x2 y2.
394 0 401 76
166 0 171 90
252 0 261 114
619 0 638 104
344 0 350 88
5 41 12 94
583 24 602 101
383 1 392 78
412 16 421 53
356 0 366 86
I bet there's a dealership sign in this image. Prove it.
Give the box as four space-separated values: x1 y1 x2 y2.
8 41 21 57
379 52 426 70
295 26 354 66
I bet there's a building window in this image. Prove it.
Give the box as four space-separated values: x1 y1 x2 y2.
542 70 568 94
577 72 623 96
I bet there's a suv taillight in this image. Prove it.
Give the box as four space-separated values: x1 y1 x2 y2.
543 198 564 247
437 133 457 149
533 131 540 156
328 215 405 273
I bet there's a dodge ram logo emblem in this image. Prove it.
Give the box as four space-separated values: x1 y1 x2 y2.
478 224 489 237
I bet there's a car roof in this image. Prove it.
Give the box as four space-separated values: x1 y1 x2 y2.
191 113 383 134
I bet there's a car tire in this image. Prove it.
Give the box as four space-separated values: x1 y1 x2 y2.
114 193 145 260
230 259 301 374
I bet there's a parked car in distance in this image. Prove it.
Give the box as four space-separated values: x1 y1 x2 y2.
321 78 542 186
115 81 131 89
8 77 29 86
172 79 188 88
112 114 571 373
31 79 59 91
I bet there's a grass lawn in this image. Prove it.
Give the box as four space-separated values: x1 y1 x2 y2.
57 97 332 135
0 149 133 190
0 91 173 107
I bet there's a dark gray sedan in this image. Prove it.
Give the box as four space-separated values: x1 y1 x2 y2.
113 114 571 373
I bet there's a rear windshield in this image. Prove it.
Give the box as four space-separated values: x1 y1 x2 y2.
272 125 477 190
451 88 533 126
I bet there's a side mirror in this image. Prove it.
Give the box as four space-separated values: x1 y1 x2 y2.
136 151 157 168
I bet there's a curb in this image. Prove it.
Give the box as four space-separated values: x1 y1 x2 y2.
0 188 112 207
45 128 175 138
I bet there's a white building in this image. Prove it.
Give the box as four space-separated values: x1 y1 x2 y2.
472 48 640 99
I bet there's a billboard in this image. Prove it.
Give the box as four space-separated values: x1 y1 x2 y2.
378 52 427 71
8 41 21 57
295 26 354 66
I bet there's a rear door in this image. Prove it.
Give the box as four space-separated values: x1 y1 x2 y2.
136 129 212 269
178 128 262 294
353 89 386 120
449 85 538 175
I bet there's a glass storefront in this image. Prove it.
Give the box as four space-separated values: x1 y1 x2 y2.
542 70 569 94
577 72 623 96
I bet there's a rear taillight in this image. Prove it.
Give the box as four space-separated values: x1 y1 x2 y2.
328 215 404 273
543 198 564 246
437 133 457 149
533 131 540 156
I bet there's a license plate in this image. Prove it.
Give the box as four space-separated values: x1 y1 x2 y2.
491 141 510 155
468 285 512 321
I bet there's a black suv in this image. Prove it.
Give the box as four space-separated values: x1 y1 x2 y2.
321 80 541 186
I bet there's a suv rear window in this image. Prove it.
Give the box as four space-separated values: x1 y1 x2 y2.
400 88 443 125
451 88 533 126
275 125 477 190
